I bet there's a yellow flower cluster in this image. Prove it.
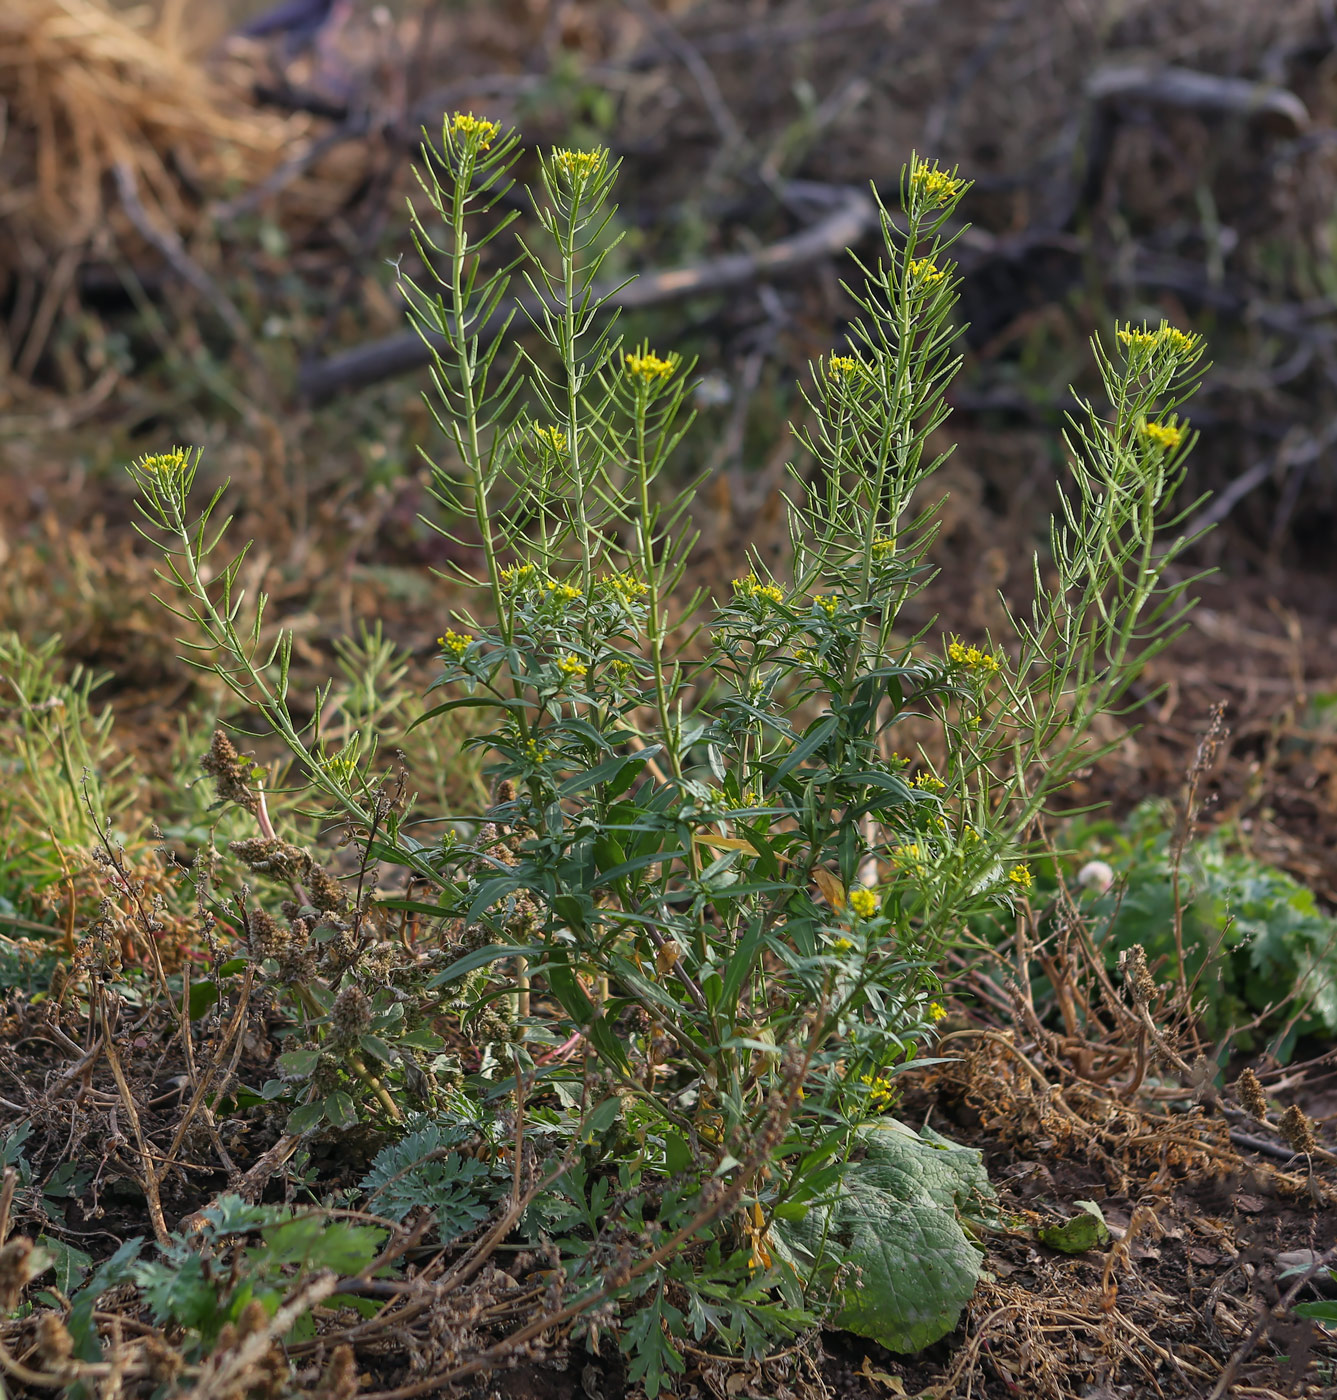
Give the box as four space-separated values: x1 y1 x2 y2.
827 354 862 381
556 653 587 680
500 562 538 590
322 749 359 782
848 886 879 919
913 772 946 792
552 147 604 182
1139 419 1184 452
602 571 649 602
733 573 784 606
909 159 965 207
908 258 946 286
813 594 839 618
533 424 567 455
859 1072 896 1111
1008 864 1033 891
625 349 676 383
136 448 190 480
438 629 472 659
892 843 926 869
871 537 896 559
831 936 854 953
725 788 759 810
607 656 635 683
1116 322 1199 358
544 579 582 603
948 640 1002 673
928 1001 948 1023
522 737 551 763
451 112 500 150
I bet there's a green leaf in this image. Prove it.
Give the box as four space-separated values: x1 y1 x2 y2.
278 1049 321 1079
359 1034 395 1065
287 1101 326 1134
324 1091 359 1128
188 981 220 1020
37 1235 92 1293
770 1119 994 1353
1037 1201 1109 1254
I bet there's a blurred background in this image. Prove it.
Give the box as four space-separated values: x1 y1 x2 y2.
4 0 1337 888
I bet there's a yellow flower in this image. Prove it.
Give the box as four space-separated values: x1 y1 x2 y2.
831 936 854 952
928 1000 947 1023
859 1072 896 1111
522 737 551 763
602 571 649 602
1009 863 1033 891
544 579 582 603
556 653 587 681
534 424 567 455
733 573 784 606
813 594 839 618
438 629 472 660
907 257 946 286
322 747 359 782
725 788 759 811
1160 325 1198 356
947 640 1001 674
551 147 605 183
607 656 635 681
500 563 538 590
451 112 501 150
848 887 879 919
908 158 965 208
892 843 926 872
625 349 676 383
1139 418 1184 452
1116 325 1159 352
827 354 862 381
871 537 896 559
913 772 945 792
136 448 190 481
1116 322 1199 359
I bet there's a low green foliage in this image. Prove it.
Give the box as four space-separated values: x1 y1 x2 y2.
59 1197 384 1363
1025 800 1337 1056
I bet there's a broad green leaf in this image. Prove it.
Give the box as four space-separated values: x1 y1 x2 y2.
770 1119 994 1353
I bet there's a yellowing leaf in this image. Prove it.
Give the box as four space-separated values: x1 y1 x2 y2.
813 867 845 909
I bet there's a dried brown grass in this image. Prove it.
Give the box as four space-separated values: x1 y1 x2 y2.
0 0 290 374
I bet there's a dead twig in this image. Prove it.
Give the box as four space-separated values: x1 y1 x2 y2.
298 181 878 403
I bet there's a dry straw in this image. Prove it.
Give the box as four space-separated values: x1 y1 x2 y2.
0 0 287 369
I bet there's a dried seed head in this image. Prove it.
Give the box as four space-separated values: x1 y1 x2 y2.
33 1312 73 1365
1278 1103 1318 1156
307 865 346 913
236 1299 270 1339
246 908 291 961
1118 944 1156 1007
0 1237 42 1311
332 985 373 1042
228 837 312 883
322 1344 359 1400
1235 1067 1269 1120
201 731 259 813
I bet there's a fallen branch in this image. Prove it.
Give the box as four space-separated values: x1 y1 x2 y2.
297 180 879 403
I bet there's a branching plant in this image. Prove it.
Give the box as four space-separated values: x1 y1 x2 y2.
121 118 1210 1383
